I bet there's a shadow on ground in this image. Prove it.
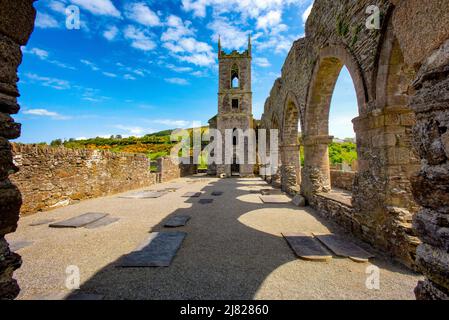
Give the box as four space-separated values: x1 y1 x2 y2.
67 176 417 300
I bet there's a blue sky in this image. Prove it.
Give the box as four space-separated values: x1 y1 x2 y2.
15 0 358 143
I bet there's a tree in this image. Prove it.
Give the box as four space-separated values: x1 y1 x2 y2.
50 139 63 147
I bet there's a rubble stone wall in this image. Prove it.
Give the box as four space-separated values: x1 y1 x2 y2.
157 156 197 183
10 144 159 215
330 170 355 191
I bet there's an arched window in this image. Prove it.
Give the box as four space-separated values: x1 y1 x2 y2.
231 64 239 89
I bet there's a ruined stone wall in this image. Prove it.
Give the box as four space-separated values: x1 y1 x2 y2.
391 0 449 300
0 0 36 299
158 156 197 183
260 0 449 298
10 144 159 215
260 0 420 267
330 170 355 191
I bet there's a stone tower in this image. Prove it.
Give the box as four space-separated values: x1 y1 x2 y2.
212 36 254 177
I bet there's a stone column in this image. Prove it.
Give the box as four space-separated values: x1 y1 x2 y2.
301 135 332 199
0 0 36 299
280 144 301 195
410 40 449 300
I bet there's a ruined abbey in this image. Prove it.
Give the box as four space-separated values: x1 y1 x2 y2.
1 0 449 300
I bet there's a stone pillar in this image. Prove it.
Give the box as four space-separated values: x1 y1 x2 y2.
302 135 332 199
280 144 301 195
0 0 36 299
410 40 449 300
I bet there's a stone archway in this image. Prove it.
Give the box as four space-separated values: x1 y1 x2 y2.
302 45 367 199
280 92 302 194
259 0 449 279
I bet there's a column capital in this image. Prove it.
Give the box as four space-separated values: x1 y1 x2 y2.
302 135 333 146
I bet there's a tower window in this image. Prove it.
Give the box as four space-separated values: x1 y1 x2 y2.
231 64 239 89
232 99 239 109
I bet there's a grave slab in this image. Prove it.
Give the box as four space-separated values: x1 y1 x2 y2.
182 192 202 198
313 233 374 262
164 215 191 228
9 240 34 252
211 191 223 196
85 217 120 229
260 195 291 204
116 232 186 267
282 233 332 262
260 189 282 195
49 213 109 229
199 199 214 204
120 191 167 199
29 219 55 226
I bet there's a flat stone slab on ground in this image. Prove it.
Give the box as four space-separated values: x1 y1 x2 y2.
164 215 191 228
116 232 187 267
211 191 223 196
49 213 109 229
199 199 214 204
160 188 180 193
282 233 332 262
260 189 282 195
182 192 202 198
10 240 34 252
120 191 168 199
29 219 55 226
85 217 120 229
313 233 374 262
260 195 291 204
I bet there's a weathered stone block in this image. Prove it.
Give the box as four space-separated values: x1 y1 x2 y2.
416 243 449 289
393 0 449 66
0 0 37 46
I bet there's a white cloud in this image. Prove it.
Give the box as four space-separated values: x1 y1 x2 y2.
35 12 59 29
23 108 70 120
167 64 193 73
81 59 100 71
47 0 67 14
124 74 136 80
23 47 76 70
254 57 271 67
161 16 215 66
124 25 157 51
102 72 117 78
165 78 189 85
115 125 152 137
302 2 313 23
152 119 190 127
182 0 301 19
25 73 71 90
103 25 119 41
208 18 248 50
24 47 49 59
125 2 161 27
161 15 194 42
256 10 282 30
71 0 121 17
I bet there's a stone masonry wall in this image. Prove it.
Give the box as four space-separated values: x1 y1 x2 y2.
391 0 449 300
158 156 197 183
10 144 159 215
0 0 36 299
330 170 355 191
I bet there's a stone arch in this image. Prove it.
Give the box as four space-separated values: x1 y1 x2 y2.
302 45 366 196
304 45 368 137
280 91 302 194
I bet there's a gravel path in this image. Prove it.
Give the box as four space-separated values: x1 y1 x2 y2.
8 176 421 300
